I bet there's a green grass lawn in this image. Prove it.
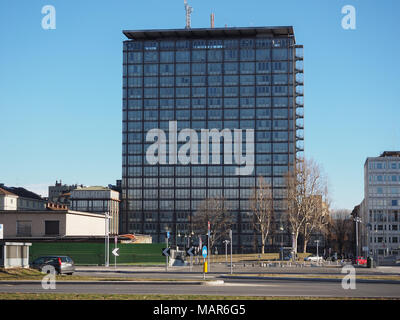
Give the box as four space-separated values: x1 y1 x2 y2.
0 268 200 282
0 292 397 300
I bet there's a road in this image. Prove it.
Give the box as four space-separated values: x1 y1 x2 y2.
73 264 400 279
1 278 399 298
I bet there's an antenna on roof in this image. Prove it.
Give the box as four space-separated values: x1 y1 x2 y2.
184 0 193 29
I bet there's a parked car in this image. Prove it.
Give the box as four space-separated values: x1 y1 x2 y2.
304 255 323 262
352 256 367 265
325 255 337 262
30 256 75 275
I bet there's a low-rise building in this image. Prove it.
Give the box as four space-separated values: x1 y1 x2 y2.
0 209 106 238
0 187 18 210
70 186 120 235
48 181 82 205
0 185 46 211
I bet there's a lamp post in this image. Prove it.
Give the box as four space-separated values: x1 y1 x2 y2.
315 240 320 257
366 223 372 258
223 240 230 266
164 225 169 271
354 217 362 260
104 212 110 267
279 224 284 261
291 231 295 261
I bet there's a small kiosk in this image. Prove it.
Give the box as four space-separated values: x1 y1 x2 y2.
0 242 32 268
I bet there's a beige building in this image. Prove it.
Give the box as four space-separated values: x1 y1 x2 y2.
0 185 46 211
0 210 106 238
70 186 120 235
0 188 18 210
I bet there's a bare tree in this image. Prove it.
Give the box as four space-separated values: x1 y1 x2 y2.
192 197 233 251
327 209 354 257
285 158 329 257
249 176 275 254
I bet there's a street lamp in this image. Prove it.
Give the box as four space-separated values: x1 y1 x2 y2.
223 240 230 265
104 212 111 267
354 217 362 259
315 240 320 257
164 225 169 272
366 223 372 258
279 224 284 261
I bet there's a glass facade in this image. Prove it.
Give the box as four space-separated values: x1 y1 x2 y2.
121 27 304 252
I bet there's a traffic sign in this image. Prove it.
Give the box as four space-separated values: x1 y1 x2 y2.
202 246 207 258
162 247 170 257
166 231 170 239
186 247 194 256
112 248 119 257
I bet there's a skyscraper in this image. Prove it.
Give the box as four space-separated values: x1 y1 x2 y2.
121 27 304 252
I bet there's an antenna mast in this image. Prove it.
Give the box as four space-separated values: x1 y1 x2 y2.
184 0 193 29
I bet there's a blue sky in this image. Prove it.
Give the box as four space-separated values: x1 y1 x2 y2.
0 0 399 210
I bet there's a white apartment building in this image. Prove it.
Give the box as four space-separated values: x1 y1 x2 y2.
361 151 400 257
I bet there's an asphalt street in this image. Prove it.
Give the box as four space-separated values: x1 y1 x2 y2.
1 278 399 298
73 264 400 279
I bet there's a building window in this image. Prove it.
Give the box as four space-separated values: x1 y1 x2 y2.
44 221 60 236
392 200 398 206
16 221 32 237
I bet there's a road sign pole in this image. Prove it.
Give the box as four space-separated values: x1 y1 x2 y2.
203 257 205 280
166 237 168 272
114 236 117 269
230 229 233 275
202 245 208 279
207 221 211 273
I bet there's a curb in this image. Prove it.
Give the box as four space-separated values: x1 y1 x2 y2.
0 280 224 286
220 275 400 285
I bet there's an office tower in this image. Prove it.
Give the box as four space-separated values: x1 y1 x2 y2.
360 152 400 258
121 27 304 252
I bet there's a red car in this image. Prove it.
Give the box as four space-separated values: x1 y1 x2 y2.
352 256 367 265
